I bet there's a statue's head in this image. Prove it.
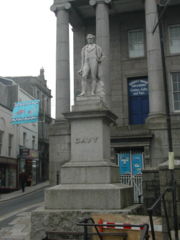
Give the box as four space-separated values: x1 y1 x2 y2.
86 34 95 44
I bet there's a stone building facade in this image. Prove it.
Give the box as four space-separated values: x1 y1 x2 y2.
50 0 180 173
30 1 180 239
0 78 38 191
0 103 18 191
8 69 52 181
49 0 180 218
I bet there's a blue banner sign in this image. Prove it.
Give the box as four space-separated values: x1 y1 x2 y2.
129 79 148 96
118 153 131 175
11 100 40 124
132 153 143 175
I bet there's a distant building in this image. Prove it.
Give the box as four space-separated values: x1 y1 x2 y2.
8 69 52 181
18 88 38 186
0 78 38 191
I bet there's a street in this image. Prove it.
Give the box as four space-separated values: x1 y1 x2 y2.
0 187 45 228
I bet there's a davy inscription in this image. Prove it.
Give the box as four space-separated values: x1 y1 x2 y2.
75 137 98 144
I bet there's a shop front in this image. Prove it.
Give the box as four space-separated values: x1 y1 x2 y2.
0 156 18 193
19 148 39 186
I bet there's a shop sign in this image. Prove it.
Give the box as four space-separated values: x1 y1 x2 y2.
132 153 143 175
118 153 131 175
29 150 39 159
129 79 148 96
20 148 30 159
11 99 40 124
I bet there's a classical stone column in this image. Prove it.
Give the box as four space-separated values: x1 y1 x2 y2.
89 0 111 108
145 0 166 117
51 2 71 119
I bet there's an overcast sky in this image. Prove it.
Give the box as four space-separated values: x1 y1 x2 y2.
0 0 58 117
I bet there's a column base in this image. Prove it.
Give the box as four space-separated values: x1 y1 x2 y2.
146 113 167 129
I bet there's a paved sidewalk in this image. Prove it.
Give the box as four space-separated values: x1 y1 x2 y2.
0 181 50 202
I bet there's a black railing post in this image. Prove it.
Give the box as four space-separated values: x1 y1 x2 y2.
147 209 156 240
170 172 179 240
162 194 172 240
83 219 88 240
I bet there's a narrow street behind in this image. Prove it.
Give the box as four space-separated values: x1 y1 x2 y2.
0 181 49 240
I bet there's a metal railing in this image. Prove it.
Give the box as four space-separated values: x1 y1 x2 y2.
120 175 143 203
77 217 149 240
147 185 179 240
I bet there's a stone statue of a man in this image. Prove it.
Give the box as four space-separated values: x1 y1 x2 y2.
78 34 104 96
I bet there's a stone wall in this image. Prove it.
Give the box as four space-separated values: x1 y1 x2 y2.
143 162 180 238
159 161 180 234
142 169 161 215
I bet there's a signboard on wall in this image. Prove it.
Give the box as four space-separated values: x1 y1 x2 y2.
128 77 149 124
132 153 143 175
118 153 131 175
128 79 148 96
11 100 40 124
118 152 143 175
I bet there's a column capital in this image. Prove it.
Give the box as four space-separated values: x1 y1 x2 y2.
89 0 111 7
51 1 72 14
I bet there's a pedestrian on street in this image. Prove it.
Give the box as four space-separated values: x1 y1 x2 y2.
19 170 27 192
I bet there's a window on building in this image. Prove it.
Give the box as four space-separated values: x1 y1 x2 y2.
32 136 35 149
128 29 145 58
8 134 13 156
0 131 3 155
37 90 40 100
46 98 49 114
171 72 180 111
23 132 27 147
42 95 45 111
169 25 180 54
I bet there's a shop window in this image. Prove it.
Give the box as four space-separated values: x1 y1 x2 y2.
8 134 13 156
171 72 180 111
37 89 40 99
169 25 180 54
42 95 45 112
128 29 145 58
46 98 49 114
0 131 3 155
23 132 27 147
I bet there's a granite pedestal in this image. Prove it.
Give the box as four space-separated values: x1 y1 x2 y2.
45 97 133 209
31 97 133 240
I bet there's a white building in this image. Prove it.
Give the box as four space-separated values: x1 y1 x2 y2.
18 87 39 185
0 103 18 190
0 77 39 191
